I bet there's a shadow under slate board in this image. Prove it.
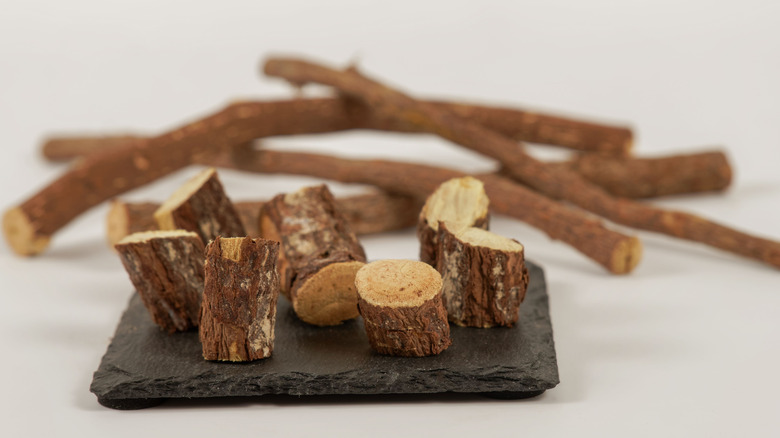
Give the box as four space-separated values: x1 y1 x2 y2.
90 261 559 409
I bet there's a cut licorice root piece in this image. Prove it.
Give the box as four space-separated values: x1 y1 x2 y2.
260 184 367 326
417 176 489 267
437 224 528 328
199 236 280 362
355 259 451 357
154 167 246 244
114 230 205 333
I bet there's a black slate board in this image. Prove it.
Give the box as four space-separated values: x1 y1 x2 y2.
91 261 558 409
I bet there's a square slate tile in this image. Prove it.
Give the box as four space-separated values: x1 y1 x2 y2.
91 261 558 409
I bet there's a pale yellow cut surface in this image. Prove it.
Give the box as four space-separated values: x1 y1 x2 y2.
355 259 443 308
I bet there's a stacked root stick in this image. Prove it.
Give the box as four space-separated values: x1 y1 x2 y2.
4 55 779 276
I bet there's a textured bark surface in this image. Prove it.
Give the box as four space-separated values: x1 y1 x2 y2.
359 296 451 357
355 260 451 357
218 148 640 274
546 151 732 198
437 225 528 327
154 168 245 244
417 176 490 267
260 185 367 325
199 236 280 362
114 231 205 333
263 57 780 270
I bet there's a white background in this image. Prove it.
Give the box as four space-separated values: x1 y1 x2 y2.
1 0 779 436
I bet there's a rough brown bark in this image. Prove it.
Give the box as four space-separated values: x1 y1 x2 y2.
437 224 529 328
544 151 733 198
417 176 490 267
211 148 641 274
199 236 280 362
154 168 246 244
263 56 780 270
114 230 205 333
355 259 451 357
260 185 367 325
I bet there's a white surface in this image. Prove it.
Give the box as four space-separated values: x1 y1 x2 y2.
1 1 779 436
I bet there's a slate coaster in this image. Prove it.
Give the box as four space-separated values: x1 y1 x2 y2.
91 261 559 409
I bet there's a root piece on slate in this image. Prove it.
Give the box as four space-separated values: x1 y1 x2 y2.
259 184 367 326
437 224 529 328
114 230 205 333
355 259 451 357
418 176 489 267
154 168 245 244
199 236 280 362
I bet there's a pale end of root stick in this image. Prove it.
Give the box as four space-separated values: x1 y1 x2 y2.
293 260 364 326
3 207 50 256
422 176 489 232
611 236 643 274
